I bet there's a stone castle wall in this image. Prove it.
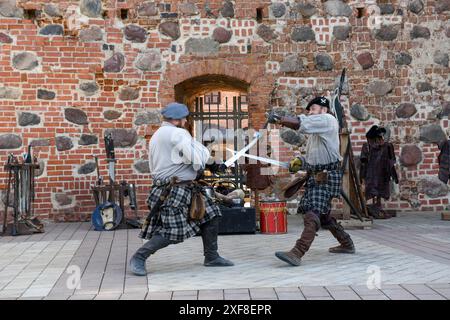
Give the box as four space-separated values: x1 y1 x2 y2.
0 0 449 221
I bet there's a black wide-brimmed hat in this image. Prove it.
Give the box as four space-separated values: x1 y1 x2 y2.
366 125 386 139
306 96 330 110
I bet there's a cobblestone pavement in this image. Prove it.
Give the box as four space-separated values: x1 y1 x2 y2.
1 212 450 300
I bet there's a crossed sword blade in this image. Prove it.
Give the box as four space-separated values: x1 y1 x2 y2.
226 148 290 169
223 131 263 167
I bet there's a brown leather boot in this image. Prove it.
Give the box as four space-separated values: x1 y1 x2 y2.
327 218 355 254
275 212 320 266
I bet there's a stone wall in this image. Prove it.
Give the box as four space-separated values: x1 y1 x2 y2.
0 0 449 221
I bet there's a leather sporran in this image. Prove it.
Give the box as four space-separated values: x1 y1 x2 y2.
314 171 328 184
282 174 308 199
189 187 206 220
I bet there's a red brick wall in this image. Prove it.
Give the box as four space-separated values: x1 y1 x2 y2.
0 0 449 221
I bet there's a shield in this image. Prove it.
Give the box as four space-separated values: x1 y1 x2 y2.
92 202 123 231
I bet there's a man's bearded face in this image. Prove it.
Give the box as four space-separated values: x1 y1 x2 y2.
308 104 328 115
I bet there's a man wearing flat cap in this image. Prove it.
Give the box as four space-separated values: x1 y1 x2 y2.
267 96 355 266
129 102 233 276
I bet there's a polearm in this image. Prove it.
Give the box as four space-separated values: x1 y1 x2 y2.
104 133 116 202
333 68 367 220
2 154 14 234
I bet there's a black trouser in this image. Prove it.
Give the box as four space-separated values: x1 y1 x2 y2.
134 217 220 262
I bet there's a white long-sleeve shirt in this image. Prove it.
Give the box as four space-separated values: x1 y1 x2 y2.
149 122 210 181
298 113 342 165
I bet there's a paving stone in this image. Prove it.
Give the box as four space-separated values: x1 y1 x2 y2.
416 294 446 300
381 289 418 300
249 288 277 299
146 291 172 300
360 295 389 300
300 286 331 298
69 294 96 300
198 289 224 300
224 293 251 300
431 288 450 299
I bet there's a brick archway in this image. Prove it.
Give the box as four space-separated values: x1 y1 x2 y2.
159 59 274 130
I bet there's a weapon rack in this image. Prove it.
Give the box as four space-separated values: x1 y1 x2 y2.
91 182 140 229
2 162 44 236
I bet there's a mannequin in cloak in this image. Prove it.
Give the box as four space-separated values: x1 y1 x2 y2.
359 125 399 219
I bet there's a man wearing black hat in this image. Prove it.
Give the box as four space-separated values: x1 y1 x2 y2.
267 96 355 266
129 102 233 276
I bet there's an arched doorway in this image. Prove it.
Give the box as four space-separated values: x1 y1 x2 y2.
174 75 251 189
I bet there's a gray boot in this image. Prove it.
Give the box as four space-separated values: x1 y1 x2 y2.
129 234 171 276
200 217 234 267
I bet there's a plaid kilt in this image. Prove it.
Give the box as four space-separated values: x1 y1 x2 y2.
139 183 221 242
298 161 343 215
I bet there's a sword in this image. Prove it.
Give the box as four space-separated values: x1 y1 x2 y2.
226 148 290 169
224 119 269 167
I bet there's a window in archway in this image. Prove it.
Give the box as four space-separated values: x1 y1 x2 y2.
190 90 249 189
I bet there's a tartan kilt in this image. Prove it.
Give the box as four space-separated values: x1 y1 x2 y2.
139 184 222 242
298 163 343 215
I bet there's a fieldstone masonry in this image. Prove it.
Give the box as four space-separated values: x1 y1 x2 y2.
0 0 448 221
